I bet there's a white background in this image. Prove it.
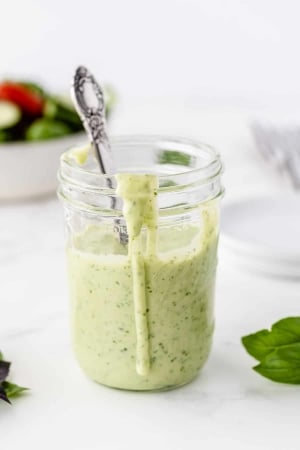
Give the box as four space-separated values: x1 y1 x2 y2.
2 0 300 108
2 2 300 449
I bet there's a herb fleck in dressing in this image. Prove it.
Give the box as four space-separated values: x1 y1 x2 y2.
67 173 218 390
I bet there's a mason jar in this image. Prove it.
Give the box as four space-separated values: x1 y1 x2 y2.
58 135 223 391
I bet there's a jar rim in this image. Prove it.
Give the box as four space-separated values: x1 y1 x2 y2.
59 134 223 196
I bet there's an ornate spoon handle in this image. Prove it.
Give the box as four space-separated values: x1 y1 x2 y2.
71 66 116 174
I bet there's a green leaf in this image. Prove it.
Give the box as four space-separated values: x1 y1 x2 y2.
0 129 14 142
0 384 11 404
242 317 300 362
273 317 300 337
25 118 71 140
0 360 10 383
242 317 300 384
2 381 29 398
43 97 82 130
254 343 300 384
0 351 29 403
157 150 192 167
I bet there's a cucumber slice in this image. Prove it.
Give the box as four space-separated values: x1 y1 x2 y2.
25 118 71 140
0 100 21 129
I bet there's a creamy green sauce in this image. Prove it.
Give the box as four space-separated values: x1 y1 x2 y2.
67 173 218 390
116 174 159 376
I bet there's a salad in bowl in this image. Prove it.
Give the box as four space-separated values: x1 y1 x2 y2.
0 79 116 200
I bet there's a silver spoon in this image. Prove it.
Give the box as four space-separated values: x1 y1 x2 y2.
72 65 115 174
71 66 128 244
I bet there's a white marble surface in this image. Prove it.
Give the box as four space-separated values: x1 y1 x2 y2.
1 106 300 449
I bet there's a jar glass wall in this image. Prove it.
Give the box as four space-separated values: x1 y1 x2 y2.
58 136 223 391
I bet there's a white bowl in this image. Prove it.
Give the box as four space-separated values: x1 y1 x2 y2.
0 132 86 201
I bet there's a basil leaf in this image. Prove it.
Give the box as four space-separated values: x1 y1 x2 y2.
2 381 28 398
273 317 300 337
0 352 29 403
242 317 300 362
157 150 193 167
254 343 300 384
0 360 10 383
0 384 11 404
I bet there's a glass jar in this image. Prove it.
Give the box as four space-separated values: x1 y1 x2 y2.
58 135 223 391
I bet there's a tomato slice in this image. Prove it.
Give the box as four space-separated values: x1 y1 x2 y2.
0 82 43 116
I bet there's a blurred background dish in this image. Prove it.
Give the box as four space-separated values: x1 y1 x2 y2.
0 80 85 143
0 132 85 200
221 194 300 279
0 80 116 200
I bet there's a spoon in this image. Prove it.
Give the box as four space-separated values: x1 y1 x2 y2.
71 65 115 174
71 66 128 244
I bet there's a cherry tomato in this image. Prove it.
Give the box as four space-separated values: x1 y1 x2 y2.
0 82 43 115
